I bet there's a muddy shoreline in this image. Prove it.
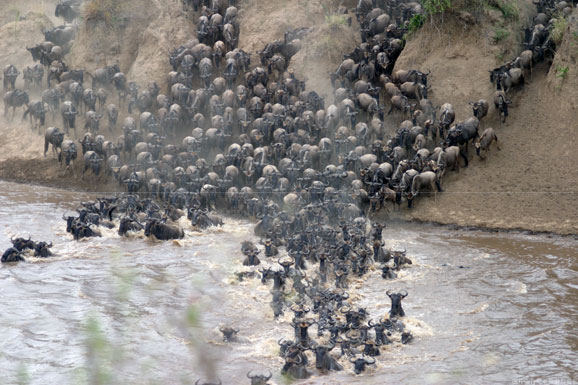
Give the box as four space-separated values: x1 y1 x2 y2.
2 157 575 237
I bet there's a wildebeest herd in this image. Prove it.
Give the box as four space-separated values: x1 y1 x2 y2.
1 0 573 382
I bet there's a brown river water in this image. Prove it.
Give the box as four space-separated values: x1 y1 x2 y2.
0 181 576 385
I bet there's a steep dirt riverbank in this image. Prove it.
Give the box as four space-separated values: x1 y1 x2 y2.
391 7 578 235
0 0 576 235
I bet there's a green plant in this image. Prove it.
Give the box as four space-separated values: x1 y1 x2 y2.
551 16 568 46
493 27 509 42
83 316 113 385
324 13 348 28
495 0 519 21
16 364 29 385
408 13 426 34
423 0 453 15
556 65 569 80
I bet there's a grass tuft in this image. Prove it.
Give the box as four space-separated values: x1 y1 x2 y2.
84 0 123 26
551 16 568 46
493 27 509 43
324 13 348 28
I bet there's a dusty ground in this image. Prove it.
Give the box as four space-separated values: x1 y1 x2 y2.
238 0 360 96
0 0 576 234
68 0 195 91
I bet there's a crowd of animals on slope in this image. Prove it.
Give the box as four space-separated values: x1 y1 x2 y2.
1 0 575 383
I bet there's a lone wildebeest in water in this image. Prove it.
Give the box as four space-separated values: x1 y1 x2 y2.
387 290 408 317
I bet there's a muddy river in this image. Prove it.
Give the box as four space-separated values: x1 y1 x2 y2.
0 181 576 385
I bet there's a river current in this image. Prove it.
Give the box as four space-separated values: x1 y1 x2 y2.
0 181 576 385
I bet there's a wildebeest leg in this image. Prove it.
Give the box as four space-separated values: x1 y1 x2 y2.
435 179 443 193
460 150 469 167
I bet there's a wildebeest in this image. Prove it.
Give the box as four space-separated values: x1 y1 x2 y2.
44 25 76 47
86 64 120 89
494 90 511 123
3 65 19 91
144 219 185 240
246 371 272 385
469 99 489 122
310 342 343 371
3 89 29 119
387 290 408 317
219 326 239 342
84 110 103 133
59 140 78 175
407 171 443 208
2 247 25 263
55 0 81 23
475 127 500 158
23 101 48 132
33 241 54 258
82 151 103 180
61 101 78 136
44 127 65 158
349 355 376 374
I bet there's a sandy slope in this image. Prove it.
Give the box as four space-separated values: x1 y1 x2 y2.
393 9 578 235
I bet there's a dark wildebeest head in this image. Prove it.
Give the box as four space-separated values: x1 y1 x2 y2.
118 217 142 237
381 266 397 279
11 236 35 251
218 326 239 342
2 247 25 263
144 220 154 237
63 215 77 233
246 371 272 385
310 341 343 371
401 331 413 344
387 290 408 318
349 355 376 374
33 241 53 258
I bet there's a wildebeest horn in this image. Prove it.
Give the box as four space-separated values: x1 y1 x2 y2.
48 241 53 248
265 371 272 380
401 289 408 298
349 356 357 363
247 371 254 379
368 319 374 327
365 356 376 364
290 354 303 365
386 289 393 297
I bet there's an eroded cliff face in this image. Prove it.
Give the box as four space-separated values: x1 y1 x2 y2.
69 0 194 91
394 6 578 234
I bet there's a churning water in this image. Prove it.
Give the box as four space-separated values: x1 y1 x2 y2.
0 181 576 385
